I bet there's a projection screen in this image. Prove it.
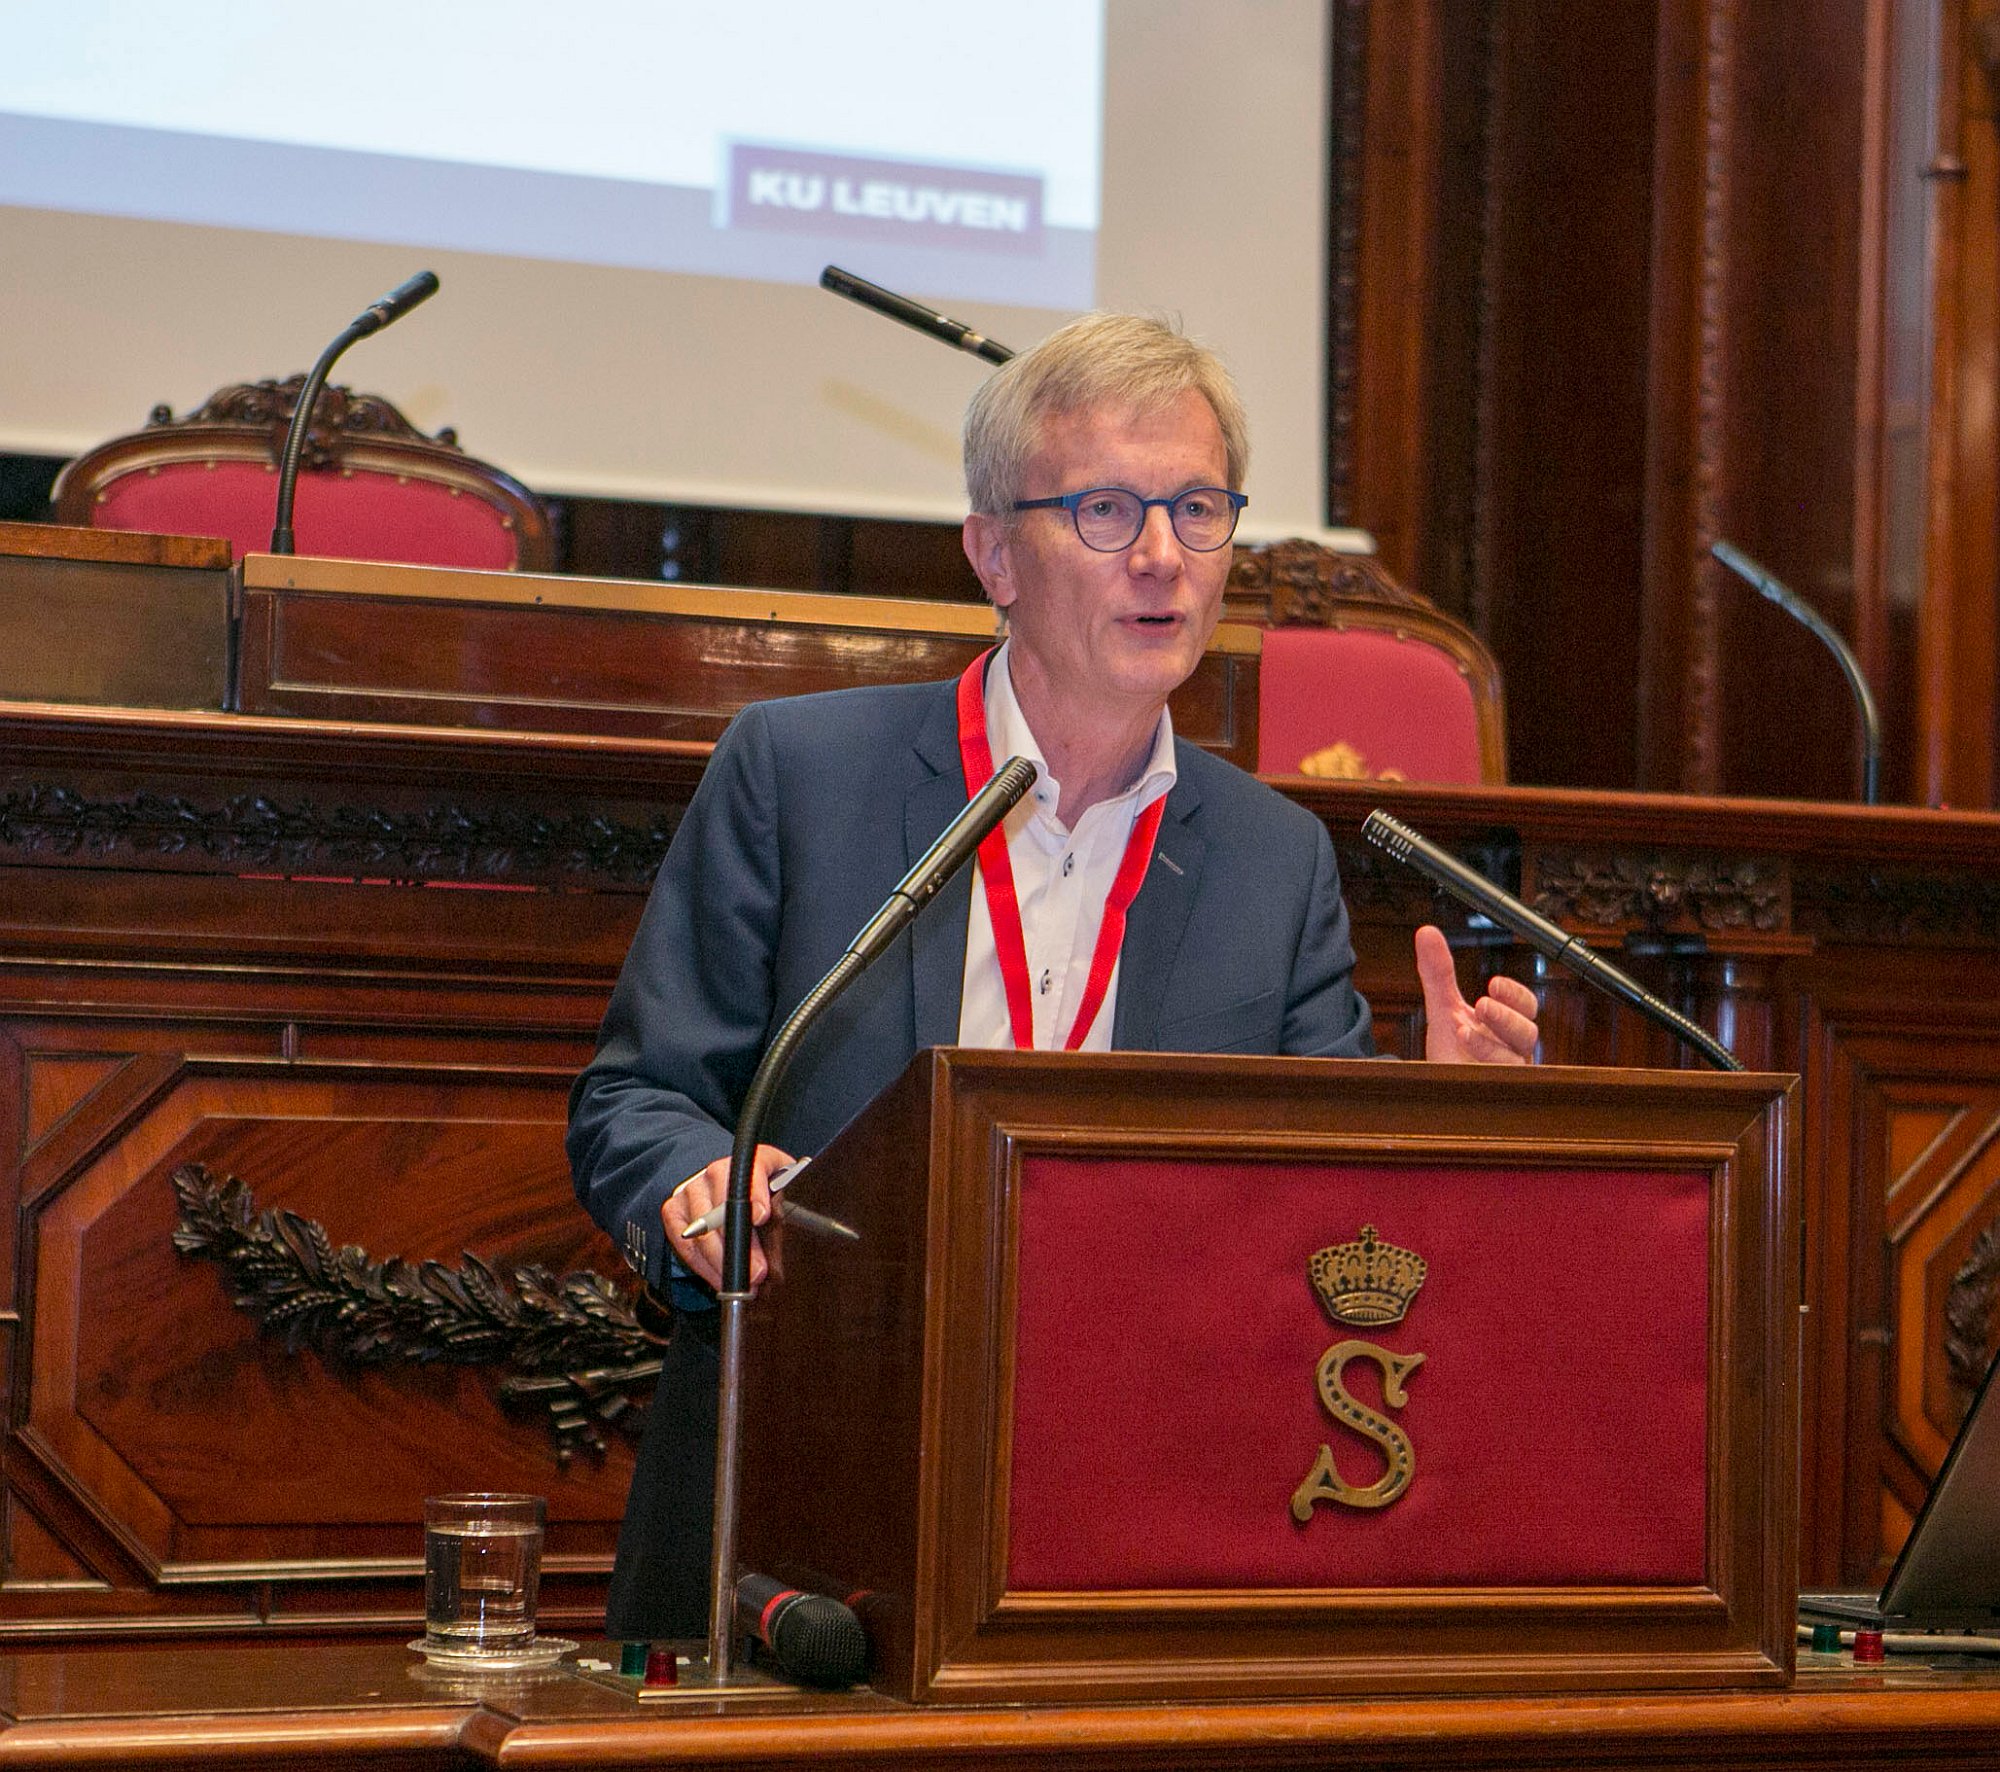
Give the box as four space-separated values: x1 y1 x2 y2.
0 1 1360 545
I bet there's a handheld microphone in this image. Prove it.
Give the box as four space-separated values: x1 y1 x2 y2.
1362 810 1743 1072
270 269 441 555
1711 540 1881 804
819 265 1014 364
735 1573 869 1688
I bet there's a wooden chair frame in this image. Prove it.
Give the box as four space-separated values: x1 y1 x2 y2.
53 377 553 571
1228 540 1508 783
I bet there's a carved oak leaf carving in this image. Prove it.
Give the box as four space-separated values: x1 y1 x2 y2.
156 377 456 471
1531 851 1785 936
1946 1216 2000 1408
171 1163 667 1464
0 783 675 885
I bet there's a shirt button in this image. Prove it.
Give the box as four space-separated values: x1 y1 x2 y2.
1062 853 1074 876
1039 969 1051 995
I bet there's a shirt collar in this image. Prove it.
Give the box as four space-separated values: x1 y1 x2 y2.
985 640 1177 827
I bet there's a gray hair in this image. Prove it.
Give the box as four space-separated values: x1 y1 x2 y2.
962 312 1249 515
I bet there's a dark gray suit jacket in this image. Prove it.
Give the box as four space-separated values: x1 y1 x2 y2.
567 675 1375 1292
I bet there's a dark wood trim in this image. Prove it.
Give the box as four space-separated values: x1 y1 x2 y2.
50 380 554 574
0 1642 1996 1771
1325 0 1370 529
0 522 229 570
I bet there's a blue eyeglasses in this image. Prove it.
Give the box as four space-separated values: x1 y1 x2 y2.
1011 485 1248 553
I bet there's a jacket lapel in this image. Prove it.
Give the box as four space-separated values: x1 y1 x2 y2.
1112 765 1206 1050
907 686 973 1049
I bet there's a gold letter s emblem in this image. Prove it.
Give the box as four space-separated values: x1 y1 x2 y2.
1290 1339 1425 1518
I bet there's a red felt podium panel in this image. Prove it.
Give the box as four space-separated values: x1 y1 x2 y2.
1009 1159 1709 1591
736 1052 1797 1705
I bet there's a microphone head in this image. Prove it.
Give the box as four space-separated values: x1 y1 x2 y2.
991 754 1038 808
356 270 440 335
1710 538 1797 613
1361 809 1414 860
739 1575 869 1688
765 1590 869 1688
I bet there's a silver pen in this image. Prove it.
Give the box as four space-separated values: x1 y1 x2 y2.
678 1156 811 1241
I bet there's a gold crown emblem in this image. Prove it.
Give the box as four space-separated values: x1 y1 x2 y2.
1308 1225 1427 1326
1297 741 1408 783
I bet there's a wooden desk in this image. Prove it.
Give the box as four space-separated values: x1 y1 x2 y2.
226 553 1259 771
0 1642 1995 1769
0 521 229 709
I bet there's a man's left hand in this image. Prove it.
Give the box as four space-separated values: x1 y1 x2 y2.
1415 924 1540 1063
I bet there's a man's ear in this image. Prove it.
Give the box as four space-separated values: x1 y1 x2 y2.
963 513 1017 611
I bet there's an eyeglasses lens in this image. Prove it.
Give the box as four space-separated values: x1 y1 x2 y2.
1071 489 1238 552
1166 490 1236 550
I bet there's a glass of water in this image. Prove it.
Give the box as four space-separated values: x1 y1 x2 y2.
422 1493 544 1656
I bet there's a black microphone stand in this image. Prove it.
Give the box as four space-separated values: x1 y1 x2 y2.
704 757 1037 1683
269 271 440 556
1711 540 1881 804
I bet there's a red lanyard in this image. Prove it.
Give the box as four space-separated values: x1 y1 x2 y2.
955 651 1168 1051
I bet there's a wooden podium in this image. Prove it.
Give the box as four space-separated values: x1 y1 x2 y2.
737 1052 1797 1704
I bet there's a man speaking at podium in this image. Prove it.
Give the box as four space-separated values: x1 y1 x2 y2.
569 312 1541 1636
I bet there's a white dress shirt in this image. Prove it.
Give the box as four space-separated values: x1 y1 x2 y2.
957 643 1178 1051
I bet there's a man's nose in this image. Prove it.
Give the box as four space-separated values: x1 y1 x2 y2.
1126 501 1183 571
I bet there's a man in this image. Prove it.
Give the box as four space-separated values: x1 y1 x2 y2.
569 313 1539 1636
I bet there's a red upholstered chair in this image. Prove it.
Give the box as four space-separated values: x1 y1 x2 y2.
1228 540 1507 784
53 378 552 571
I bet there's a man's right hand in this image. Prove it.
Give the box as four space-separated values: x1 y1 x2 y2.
662 1143 797 1293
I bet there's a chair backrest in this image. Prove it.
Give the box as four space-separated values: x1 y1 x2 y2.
53 378 553 572
1227 540 1506 784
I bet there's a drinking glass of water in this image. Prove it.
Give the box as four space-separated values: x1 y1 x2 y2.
423 1493 544 1657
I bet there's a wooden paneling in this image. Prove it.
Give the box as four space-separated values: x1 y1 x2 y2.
29 1066 594 1556
1810 1013 2000 1581
556 495 987 603
1707 0 1876 803
1475 0 1661 793
1915 1 2000 810
0 845 643 1640
0 546 230 711
1338 2 1929 807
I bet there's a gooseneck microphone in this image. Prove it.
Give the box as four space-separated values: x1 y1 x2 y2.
846 756 1041 965
1362 810 1744 1073
270 270 441 555
820 265 1014 364
1711 539 1881 804
735 1573 869 1688
705 756 1038 1682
